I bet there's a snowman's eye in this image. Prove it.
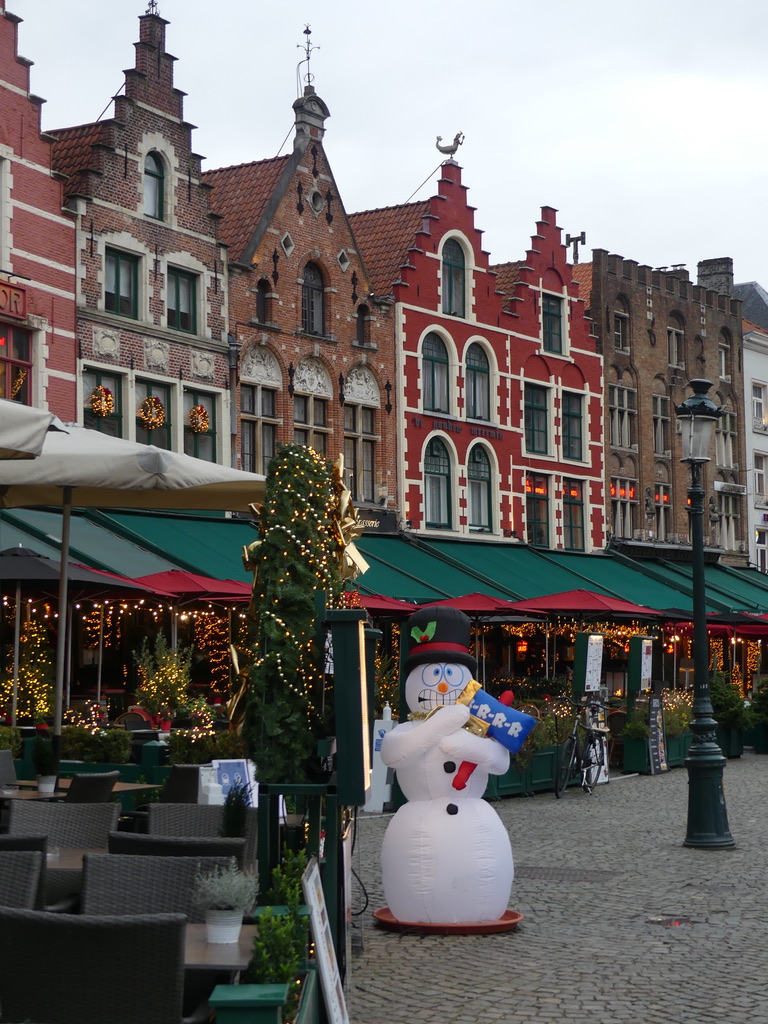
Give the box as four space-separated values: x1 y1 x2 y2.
446 667 453 678
431 666 441 679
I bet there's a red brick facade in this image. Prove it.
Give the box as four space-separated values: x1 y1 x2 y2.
352 166 605 551
0 3 76 417
49 14 230 460
204 88 397 510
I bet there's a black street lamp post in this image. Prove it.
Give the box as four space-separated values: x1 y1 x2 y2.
675 379 734 849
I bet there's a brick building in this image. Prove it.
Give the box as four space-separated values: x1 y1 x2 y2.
0 2 76 418
351 164 605 550
573 252 747 563
203 87 396 512
49 13 231 461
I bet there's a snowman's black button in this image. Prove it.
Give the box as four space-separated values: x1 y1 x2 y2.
443 761 456 774
446 803 459 815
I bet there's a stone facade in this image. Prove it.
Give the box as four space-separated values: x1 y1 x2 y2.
578 251 747 562
0 2 76 418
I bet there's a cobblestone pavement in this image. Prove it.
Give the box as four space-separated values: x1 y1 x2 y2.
347 752 768 1024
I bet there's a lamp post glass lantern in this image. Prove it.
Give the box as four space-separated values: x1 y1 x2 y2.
675 379 734 849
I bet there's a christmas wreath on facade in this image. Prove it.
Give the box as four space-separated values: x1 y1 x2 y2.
188 404 209 433
138 395 166 429
90 385 114 418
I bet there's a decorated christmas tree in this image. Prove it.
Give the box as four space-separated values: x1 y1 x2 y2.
242 444 347 783
1 619 55 720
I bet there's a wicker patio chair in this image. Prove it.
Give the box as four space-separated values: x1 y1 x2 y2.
0 907 187 1024
81 852 239 1018
0 834 47 908
81 853 233 921
0 850 44 908
64 770 120 803
8 802 120 909
0 747 18 786
108 830 246 866
149 802 258 868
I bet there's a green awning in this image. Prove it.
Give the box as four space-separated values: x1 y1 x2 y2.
356 536 502 603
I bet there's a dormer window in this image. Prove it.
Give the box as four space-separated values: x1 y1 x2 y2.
143 152 164 220
441 238 465 318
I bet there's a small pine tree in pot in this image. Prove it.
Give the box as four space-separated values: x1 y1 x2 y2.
31 734 57 793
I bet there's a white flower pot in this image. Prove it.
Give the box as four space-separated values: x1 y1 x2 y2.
205 908 243 944
36 775 56 795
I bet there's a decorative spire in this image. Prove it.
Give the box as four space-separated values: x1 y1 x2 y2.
297 24 319 88
146 0 159 13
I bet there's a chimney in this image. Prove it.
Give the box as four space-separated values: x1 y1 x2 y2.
293 85 330 148
697 257 733 296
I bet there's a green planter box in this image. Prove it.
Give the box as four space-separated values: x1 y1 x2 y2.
484 744 560 799
210 965 319 1024
622 736 650 774
716 725 744 759
752 721 768 754
529 745 559 793
665 731 691 767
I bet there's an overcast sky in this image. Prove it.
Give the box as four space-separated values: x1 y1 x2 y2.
9 0 768 285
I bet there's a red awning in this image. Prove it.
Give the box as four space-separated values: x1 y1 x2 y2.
508 588 665 618
133 569 251 602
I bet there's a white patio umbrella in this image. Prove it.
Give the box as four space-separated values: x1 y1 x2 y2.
0 423 265 757
0 399 54 460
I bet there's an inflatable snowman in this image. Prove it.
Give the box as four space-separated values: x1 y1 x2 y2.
379 605 515 925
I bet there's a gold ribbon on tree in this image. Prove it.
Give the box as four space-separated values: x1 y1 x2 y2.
331 454 369 581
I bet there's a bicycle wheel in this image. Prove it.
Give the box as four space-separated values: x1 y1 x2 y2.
583 733 604 792
555 735 577 798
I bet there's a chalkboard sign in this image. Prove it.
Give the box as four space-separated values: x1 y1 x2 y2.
648 694 669 775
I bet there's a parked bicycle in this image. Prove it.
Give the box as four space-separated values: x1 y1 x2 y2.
555 695 609 798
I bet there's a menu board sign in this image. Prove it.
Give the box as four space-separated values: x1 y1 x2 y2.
648 693 668 775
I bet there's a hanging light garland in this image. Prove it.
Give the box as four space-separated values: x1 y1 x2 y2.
90 385 114 417
188 404 209 433
138 395 166 429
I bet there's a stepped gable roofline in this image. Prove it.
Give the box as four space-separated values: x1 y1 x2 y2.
349 200 431 298
203 155 291 264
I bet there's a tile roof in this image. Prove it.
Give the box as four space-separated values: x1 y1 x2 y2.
743 317 768 335
348 201 430 298
570 261 593 297
490 261 524 296
49 122 110 195
203 157 290 263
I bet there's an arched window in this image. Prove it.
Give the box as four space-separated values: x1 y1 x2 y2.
442 238 465 317
143 152 164 220
466 343 490 420
425 437 451 528
256 279 270 323
423 333 449 413
468 446 492 533
301 262 324 335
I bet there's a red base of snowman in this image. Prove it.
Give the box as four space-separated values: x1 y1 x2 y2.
373 906 523 935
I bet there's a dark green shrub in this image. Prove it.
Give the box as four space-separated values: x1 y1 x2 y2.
60 725 132 763
710 674 754 730
0 726 22 757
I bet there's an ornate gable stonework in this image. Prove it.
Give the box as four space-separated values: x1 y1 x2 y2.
241 346 281 386
344 365 379 406
294 356 332 397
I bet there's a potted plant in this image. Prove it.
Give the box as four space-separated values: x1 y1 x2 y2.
220 781 249 839
621 703 651 774
134 635 192 728
662 689 693 766
747 679 768 753
31 734 57 793
193 859 258 944
710 673 753 758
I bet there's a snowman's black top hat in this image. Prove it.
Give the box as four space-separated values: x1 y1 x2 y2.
403 605 477 675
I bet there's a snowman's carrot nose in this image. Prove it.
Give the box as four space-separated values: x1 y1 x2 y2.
437 682 449 693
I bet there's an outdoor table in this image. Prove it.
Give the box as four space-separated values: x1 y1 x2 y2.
184 923 258 970
1 787 64 801
47 847 107 870
15 779 162 794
